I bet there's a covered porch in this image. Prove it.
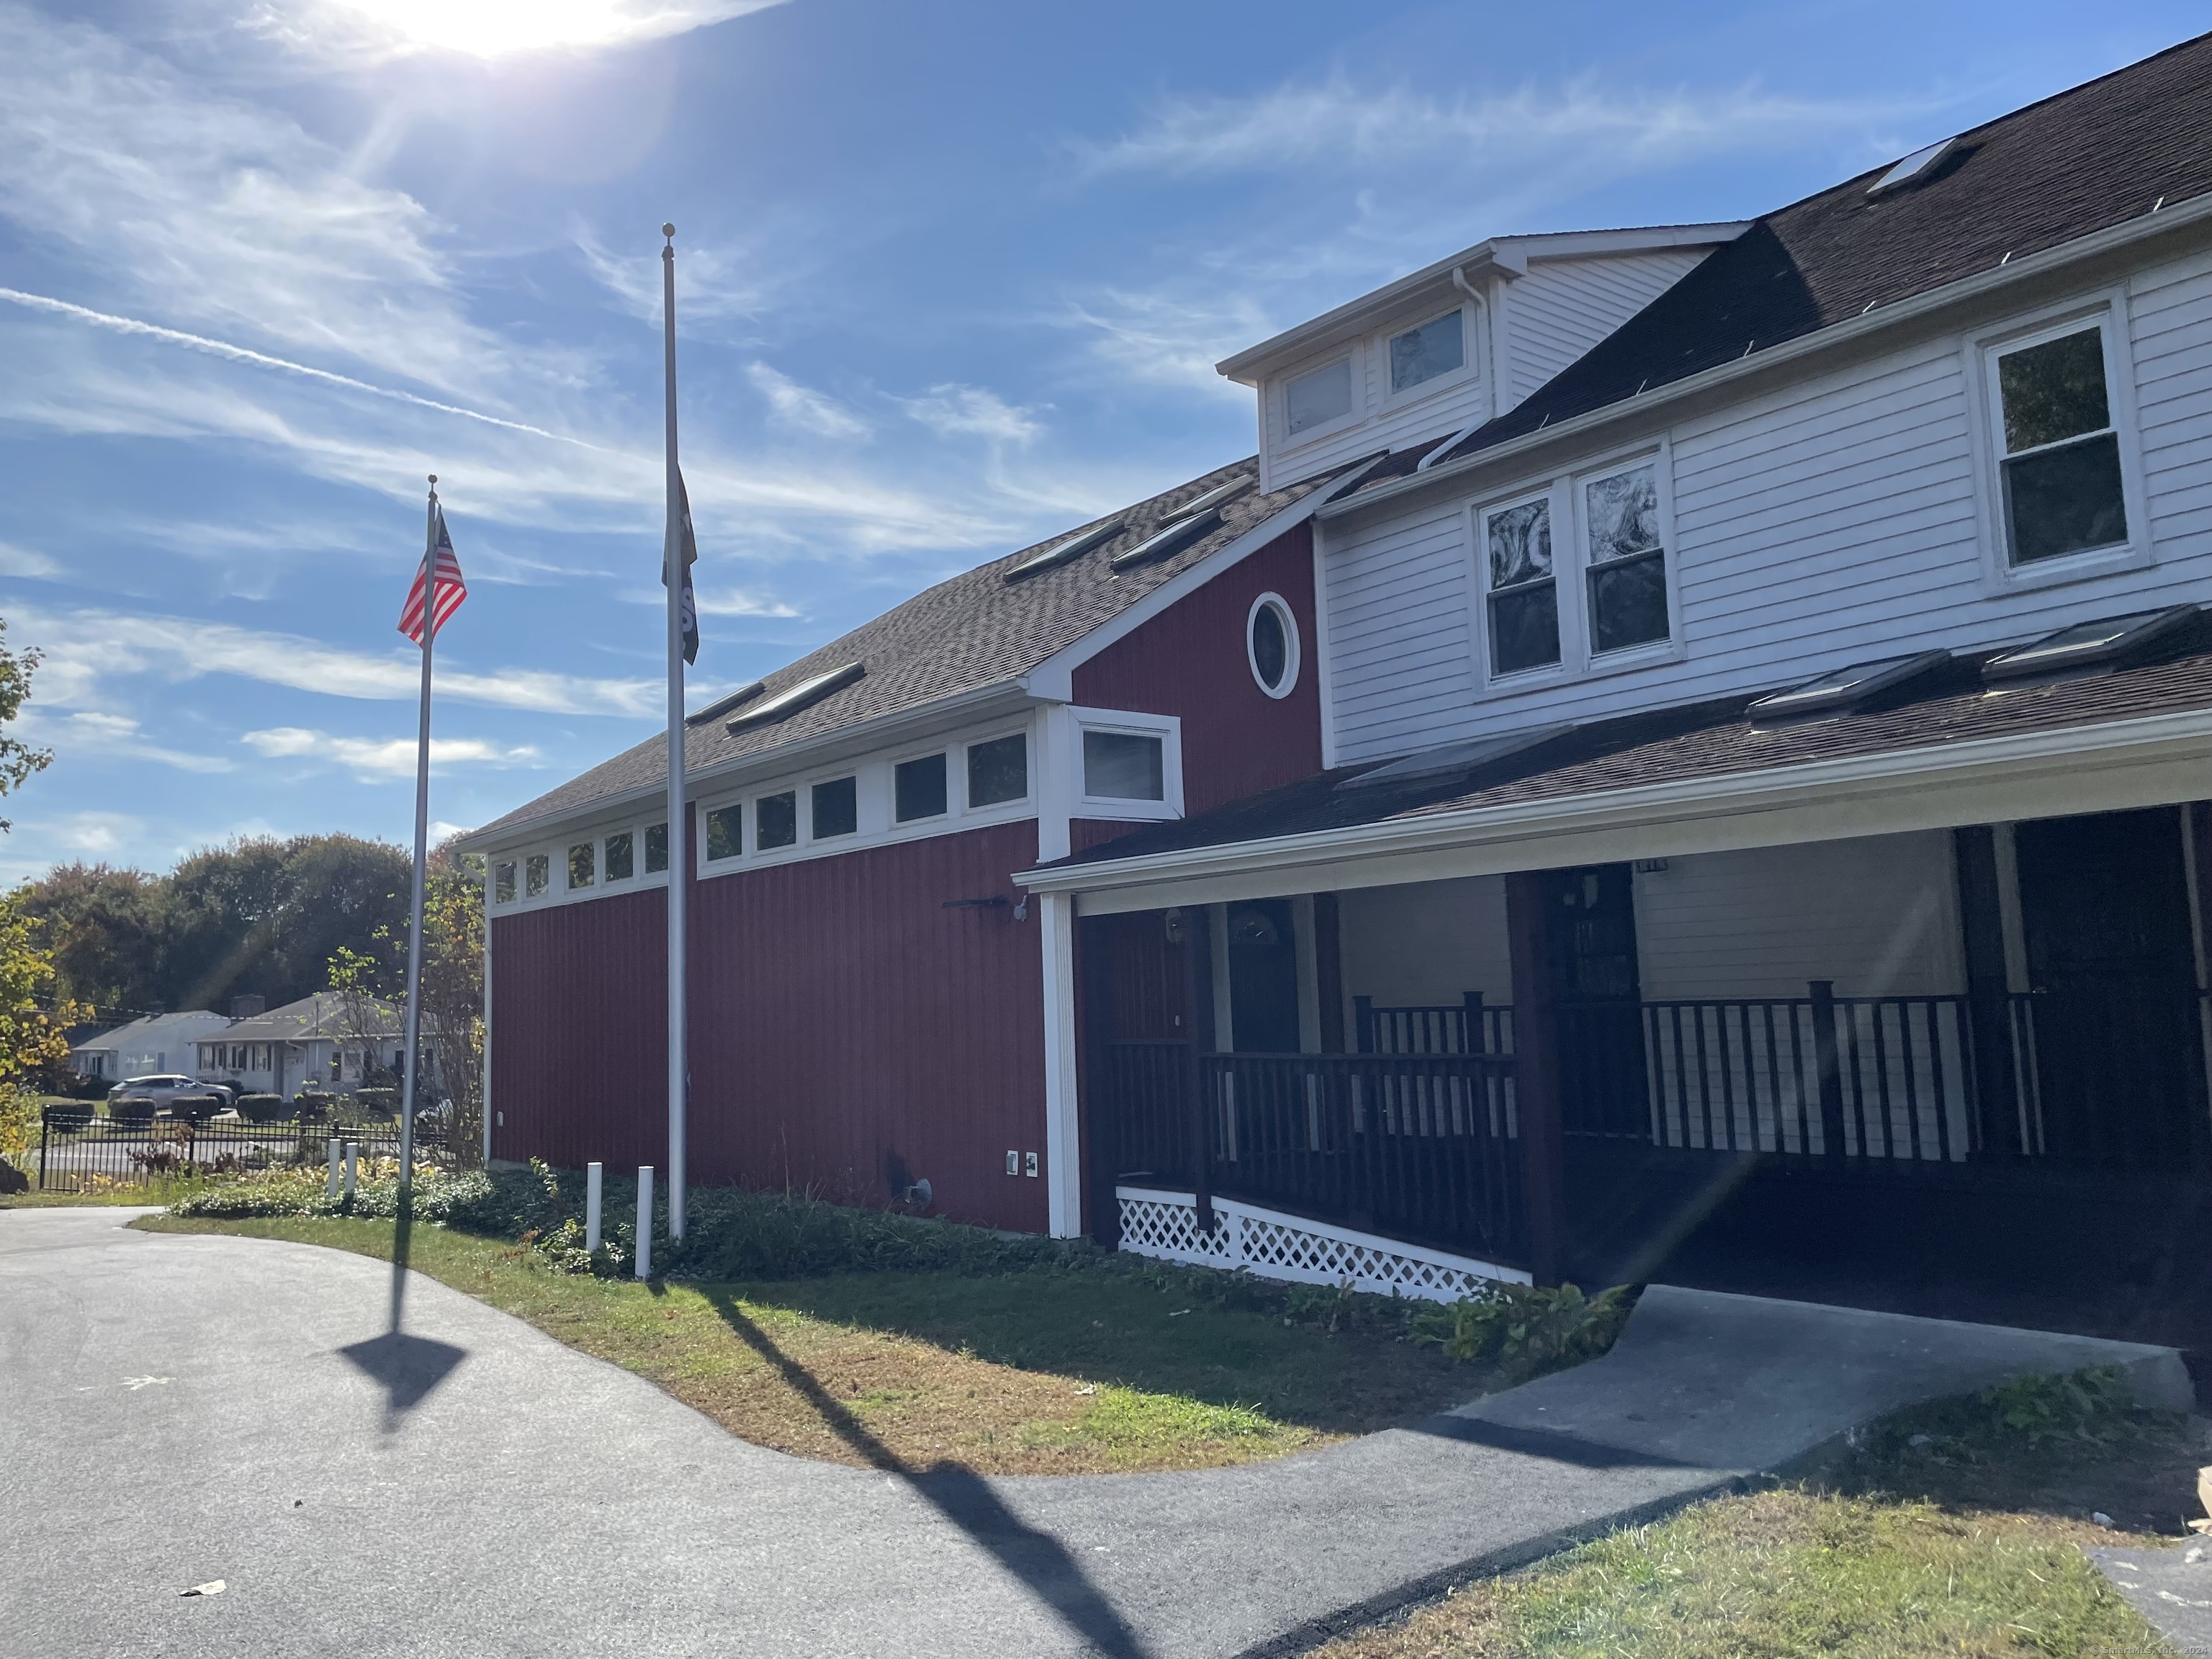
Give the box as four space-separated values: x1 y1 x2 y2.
1035 644 2212 1346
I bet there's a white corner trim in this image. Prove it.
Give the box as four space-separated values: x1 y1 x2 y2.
1020 454 1386 702
1040 892 1082 1237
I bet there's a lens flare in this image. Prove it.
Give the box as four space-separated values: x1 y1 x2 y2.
327 0 754 56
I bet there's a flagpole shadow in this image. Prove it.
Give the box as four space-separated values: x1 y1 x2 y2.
701 1289 1151 1659
339 1192 463 1431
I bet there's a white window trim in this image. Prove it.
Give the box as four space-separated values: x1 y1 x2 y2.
1381 302 1475 410
1063 705 1184 822
1466 441 1685 696
1965 289 2152 597
1246 590 1303 701
692 716 1040 879
1277 348 1362 451
487 817 673 914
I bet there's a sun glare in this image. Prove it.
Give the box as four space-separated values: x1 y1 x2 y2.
329 0 742 56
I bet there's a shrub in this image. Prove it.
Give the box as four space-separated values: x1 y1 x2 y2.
291 1091 331 1123
235 1094 289 1124
352 1087 400 1120
37 1100 91 1136
1409 1281 1636 1370
107 1098 154 1125
1977 1365 2136 1448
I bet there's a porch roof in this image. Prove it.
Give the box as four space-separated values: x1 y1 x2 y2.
1023 625 2212 899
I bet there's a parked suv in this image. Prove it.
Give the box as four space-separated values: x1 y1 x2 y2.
107 1074 233 1122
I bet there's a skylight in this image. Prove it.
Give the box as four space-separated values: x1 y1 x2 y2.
1003 518 1125 583
725 662 866 731
1982 606 2198 683
1746 650 1951 721
686 682 764 726
1867 137 1957 197
1108 508 1222 573
1166 475 1256 522
1337 724 1573 791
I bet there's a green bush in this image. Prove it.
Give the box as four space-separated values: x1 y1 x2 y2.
235 1094 288 1124
352 1087 399 1120
37 1100 91 1136
1977 1365 2136 1448
1 1087 43 1156
1408 1281 1636 1369
291 1091 332 1123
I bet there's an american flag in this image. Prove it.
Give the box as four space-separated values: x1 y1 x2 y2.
398 505 467 644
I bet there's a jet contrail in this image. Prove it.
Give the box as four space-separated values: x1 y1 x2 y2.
0 286 600 449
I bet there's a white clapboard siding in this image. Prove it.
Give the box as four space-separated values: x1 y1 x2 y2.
1632 835 1966 1001
1504 251 1711 406
1323 249 2212 766
1335 875 1514 1012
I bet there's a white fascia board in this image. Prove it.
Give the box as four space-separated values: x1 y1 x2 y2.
1329 189 2212 524
1215 222 1750 385
1018 454 1388 703
458 679 1034 855
1012 703 2212 904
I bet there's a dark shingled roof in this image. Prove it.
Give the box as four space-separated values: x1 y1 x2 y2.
1413 30 2212 472
472 454 1366 840
1046 621 2212 871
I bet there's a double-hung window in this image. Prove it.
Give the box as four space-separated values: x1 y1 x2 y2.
1483 496 1559 675
1991 323 2129 566
1581 462 1669 653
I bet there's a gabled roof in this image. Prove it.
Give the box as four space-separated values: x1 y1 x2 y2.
469 454 1366 843
1032 616 2212 878
71 1011 226 1054
1418 31 2212 469
218 994 405 1044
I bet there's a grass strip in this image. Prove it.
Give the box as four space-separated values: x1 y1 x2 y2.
138 1213 1498 1475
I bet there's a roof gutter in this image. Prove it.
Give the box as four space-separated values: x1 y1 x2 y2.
1012 701 2212 898
1325 188 2212 521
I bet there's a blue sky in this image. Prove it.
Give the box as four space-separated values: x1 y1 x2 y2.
0 0 2203 881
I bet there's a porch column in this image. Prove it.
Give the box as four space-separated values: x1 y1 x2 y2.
1180 906 1216 1235
1953 827 2022 1156
1504 871 1567 1287
1078 912 1120 1249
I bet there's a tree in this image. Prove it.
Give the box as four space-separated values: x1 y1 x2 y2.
14 863 165 1015
0 893 89 1163
0 619 51 832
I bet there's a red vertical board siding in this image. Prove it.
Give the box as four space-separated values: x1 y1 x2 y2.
688 817 1046 1231
493 822 1049 1230
490 888 667 1172
1071 522 1323 815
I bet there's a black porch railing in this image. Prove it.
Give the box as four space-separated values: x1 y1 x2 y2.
1101 1042 1524 1260
36 1107 454 1192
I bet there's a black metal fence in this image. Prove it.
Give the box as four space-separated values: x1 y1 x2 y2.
36 1107 455 1192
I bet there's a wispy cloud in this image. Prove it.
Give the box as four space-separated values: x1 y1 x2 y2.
0 540 60 580
243 726 542 779
26 711 235 774
901 385 1045 445
577 228 775 328
1062 287 1274 396
748 363 870 440
12 604 663 718
1076 75 1930 181
258 0 789 63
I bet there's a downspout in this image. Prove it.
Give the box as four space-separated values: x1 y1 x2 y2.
1417 266 1496 473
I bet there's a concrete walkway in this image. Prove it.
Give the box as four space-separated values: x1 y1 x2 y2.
0 1208 2190 1659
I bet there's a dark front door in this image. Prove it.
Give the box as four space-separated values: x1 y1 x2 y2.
1226 899 1302 1053
1544 865 1651 1138
2014 806 2208 1170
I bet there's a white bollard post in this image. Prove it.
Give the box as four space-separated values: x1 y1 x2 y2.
343 1141 358 1200
326 1138 341 1200
634 1165 654 1280
585 1162 603 1254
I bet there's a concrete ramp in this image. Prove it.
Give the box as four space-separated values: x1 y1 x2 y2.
1454 1284 2195 1473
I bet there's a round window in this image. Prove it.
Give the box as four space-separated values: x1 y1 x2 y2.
1246 593 1299 698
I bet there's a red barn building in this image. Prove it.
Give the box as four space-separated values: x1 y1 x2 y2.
463 455 1367 1236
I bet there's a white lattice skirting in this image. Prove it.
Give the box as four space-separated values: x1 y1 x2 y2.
1115 1186 1529 1300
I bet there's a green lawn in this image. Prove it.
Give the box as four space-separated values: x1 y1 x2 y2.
139 1212 1500 1474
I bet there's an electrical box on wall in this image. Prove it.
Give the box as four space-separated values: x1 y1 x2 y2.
1004 1150 1019 1175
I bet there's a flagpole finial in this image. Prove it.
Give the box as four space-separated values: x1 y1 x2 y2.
662 222 675 240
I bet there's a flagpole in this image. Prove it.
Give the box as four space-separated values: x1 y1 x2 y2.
662 223 687 1243
398 476 437 1211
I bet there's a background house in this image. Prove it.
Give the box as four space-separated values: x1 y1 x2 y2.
71 1011 228 1082
194 993 420 1102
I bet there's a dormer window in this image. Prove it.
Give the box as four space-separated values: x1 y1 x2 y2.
1285 358 1353 436
1389 310 1464 393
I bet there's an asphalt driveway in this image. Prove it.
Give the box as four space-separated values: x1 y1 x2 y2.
1 1208 2185 1658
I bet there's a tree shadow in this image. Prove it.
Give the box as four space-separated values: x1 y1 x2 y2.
700 1287 1152 1659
